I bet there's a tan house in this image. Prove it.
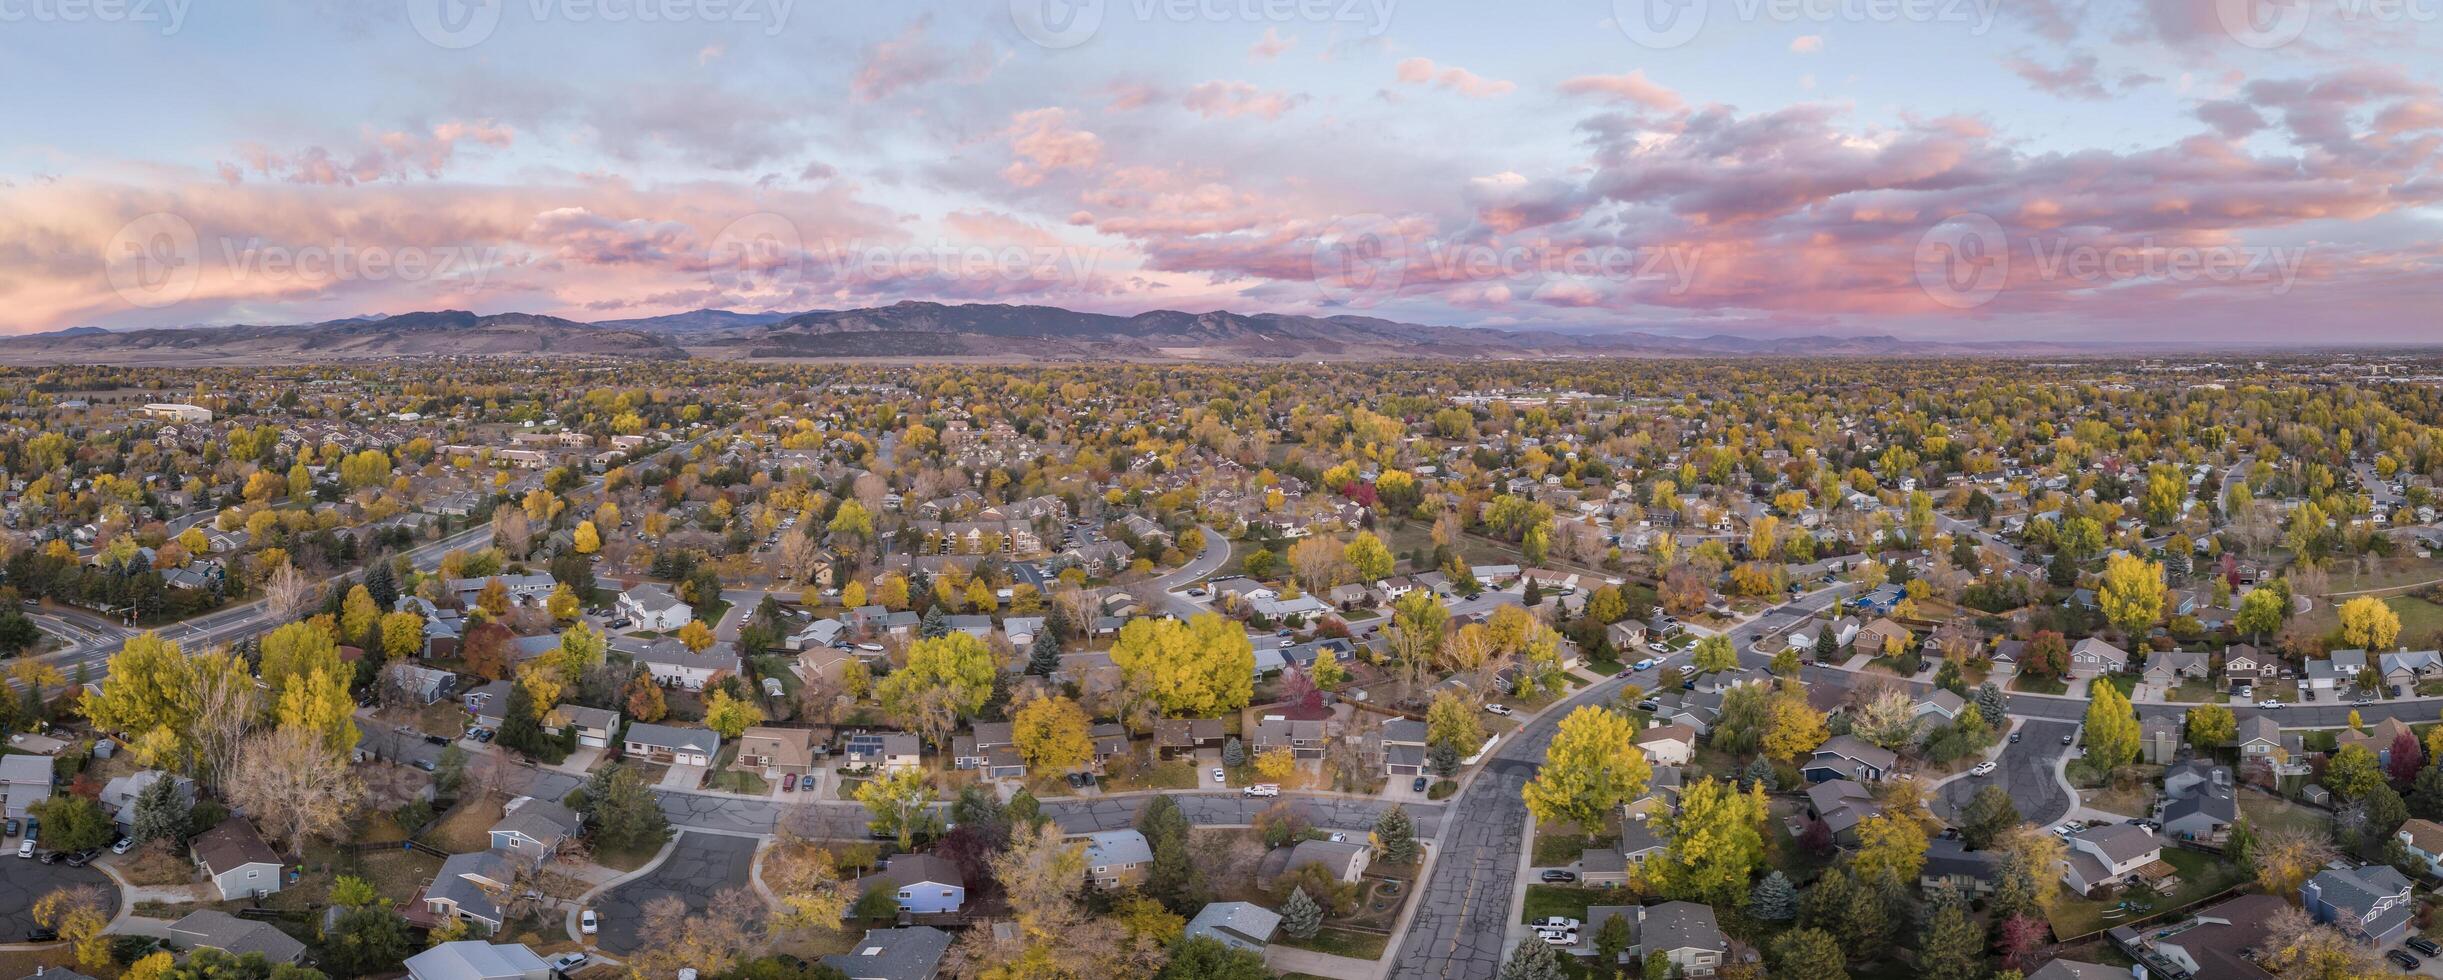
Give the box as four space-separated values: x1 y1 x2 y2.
1633 724 1697 766
736 727 821 776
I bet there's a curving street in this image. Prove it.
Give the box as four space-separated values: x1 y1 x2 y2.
1933 718 2076 827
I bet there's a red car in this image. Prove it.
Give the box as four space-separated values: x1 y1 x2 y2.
782 773 797 791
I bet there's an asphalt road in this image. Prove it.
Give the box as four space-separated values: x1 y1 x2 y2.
1389 670 1634 980
1934 718 2076 827
0 856 116 942
591 831 760 954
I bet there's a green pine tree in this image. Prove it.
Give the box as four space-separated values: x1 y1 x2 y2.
1279 886 1322 939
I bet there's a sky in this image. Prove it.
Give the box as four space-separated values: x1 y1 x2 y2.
2 0 2440 343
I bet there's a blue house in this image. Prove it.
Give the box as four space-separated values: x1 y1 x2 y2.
2302 865 2413 948
1850 586 1904 615
857 853 967 915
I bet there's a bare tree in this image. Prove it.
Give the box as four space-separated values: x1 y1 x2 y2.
262 561 312 623
185 649 259 790
226 725 359 856
491 504 534 559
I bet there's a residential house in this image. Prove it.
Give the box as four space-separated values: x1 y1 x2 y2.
1854 618 1912 657
843 732 923 771
615 583 692 632
2140 651 2211 685
168 910 306 964
2395 818 2443 876
2379 650 2443 689
1922 838 2000 897
1379 719 1429 777
622 722 719 766
2060 824 2163 896
2223 644 2278 686
1913 689 1965 724
1606 621 1648 652
736 727 821 776
821 927 952 980
857 854 967 915
1579 847 1629 888
559 705 620 749
789 618 847 652
0 754 50 818
2158 764 2237 841
1633 724 1697 766
1154 718 1225 760
2068 638 2130 677
1803 778 1885 846
1802 735 1896 783
192 817 284 900
2340 716 2417 767
1252 718 1331 760
1636 902 1731 978
99 770 193 833
632 637 740 690
2106 893 2285 980
2138 719 2180 765
1284 839 1371 883
2303 865 2415 947
2233 714 2306 773
1079 830 1154 888
2024 960 2134 980
1183 902 1281 954
487 798 579 861
1616 821 1666 868
424 850 516 930
404 942 552 980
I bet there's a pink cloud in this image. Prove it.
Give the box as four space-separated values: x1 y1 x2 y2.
1249 27 1295 60
1557 71 1686 111
1790 36 1824 53
852 16 995 102
1000 108 1104 187
1394 57 1515 99
1182 81 1305 120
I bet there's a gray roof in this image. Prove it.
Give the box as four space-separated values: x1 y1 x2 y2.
2025 960 2131 980
2162 788 2237 826
1809 734 1897 774
1640 901 1726 954
2072 823 2161 865
820 927 953 980
0 753 52 786
629 637 742 673
858 853 966 892
1285 838 1370 876
621 583 687 613
1184 901 1282 952
2308 865 2415 937
1922 837 2000 879
429 850 515 924
490 799 580 846
1080 829 1154 868
623 722 720 755
170 909 308 962
405 942 551 980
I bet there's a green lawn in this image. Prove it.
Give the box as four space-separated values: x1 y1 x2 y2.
2240 793 2333 836
1273 926 1390 960
1532 828 1594 866
1521 885 1610 925
2167 679 2225 703
2011 674 2069 695
1584 660 1626 676
2097 674 2137 698
2047 849 2242 940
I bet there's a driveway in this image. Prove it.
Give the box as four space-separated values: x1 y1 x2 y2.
0 857 118 942
589 832 759 954
1934 719 2076 827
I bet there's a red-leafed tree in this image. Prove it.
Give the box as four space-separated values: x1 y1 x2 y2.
2391 730 2425 785
1997 913 2050 970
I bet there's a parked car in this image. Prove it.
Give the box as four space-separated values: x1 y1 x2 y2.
1532 917 1582 932
1211 767 1226 783
3 818 17 837
2386 950 2421 970
1970 761 1997 777
26 926 57 942
581 910 599 935
2061 732 2074 744
112 836 134 854
17 839 34 859
2008 731 2022 743
1244 784 1280 797
551 952 590 974
607 618 632 630
782 773 797 791
2258 699 2285 708
1540 870 1577 883
423 734 450 746
1632 659 1655 671
1412 776 1430 792
1537 930 1577 947
1485 704 1513 716
64 850 92 867
2407 936 2440 957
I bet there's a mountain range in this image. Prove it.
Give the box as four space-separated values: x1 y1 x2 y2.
2 301 2098 365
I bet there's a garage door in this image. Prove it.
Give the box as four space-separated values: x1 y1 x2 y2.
580 735 609 748
685 753 707 766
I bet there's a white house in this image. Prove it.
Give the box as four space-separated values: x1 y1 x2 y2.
616 583 693 632
623 722 719 766
192 817 284 900
2060 823 2162 895
405 942 551 980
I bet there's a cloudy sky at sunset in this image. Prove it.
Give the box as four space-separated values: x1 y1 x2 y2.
4 0 2440 342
